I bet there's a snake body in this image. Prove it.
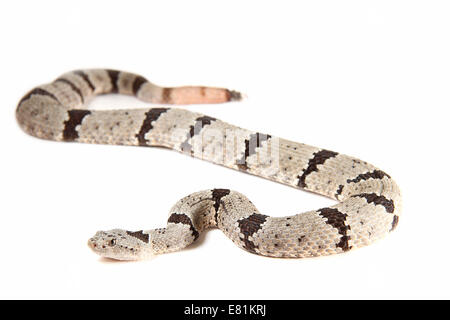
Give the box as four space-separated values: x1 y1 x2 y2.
16 69 401 260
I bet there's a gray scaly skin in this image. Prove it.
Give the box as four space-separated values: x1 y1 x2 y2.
16 69 402 260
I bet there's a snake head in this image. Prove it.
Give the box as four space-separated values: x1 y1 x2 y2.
87 229 152 261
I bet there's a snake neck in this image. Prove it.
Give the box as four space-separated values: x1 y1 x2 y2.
146 227 197 255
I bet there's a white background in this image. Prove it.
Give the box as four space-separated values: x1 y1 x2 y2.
1 0 449 299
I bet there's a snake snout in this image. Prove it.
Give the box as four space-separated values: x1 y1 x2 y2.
87 238 97 250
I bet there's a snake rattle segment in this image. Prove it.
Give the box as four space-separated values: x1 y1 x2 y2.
16 69 402 260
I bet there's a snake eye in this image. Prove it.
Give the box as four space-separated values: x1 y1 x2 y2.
109 239 116 246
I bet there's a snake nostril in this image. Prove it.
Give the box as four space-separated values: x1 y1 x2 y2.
88 239 98 250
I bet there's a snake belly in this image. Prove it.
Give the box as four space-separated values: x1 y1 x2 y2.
16 69 402 260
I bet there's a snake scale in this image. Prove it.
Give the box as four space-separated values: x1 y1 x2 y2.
16 69 401 260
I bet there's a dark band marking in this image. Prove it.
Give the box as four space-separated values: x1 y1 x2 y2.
126 230 149 243
237 132 272 170
73 70 95 91
132 76 148 95
55 78 84 103
168 213 199 240
390 215 399 232
106 69 120 93
211 189 231 222
335 185 344 200
135 108 169 146
18 88 59 107
189 116 216 138
180 116 217 154
318 208 352 251
353 193 395 213
62 109 91 141
237 213 269 253
297 149 338 189
347 170 390 184
162 88 172 103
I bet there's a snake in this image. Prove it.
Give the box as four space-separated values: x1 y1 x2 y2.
16 69 402 260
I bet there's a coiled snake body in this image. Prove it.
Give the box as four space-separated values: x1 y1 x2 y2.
16 69 401 260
